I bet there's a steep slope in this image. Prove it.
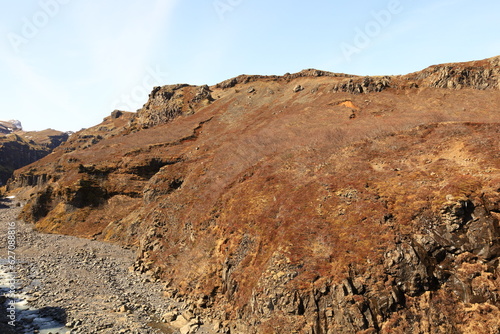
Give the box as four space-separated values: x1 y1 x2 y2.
7 56 500 333
0 126 69 186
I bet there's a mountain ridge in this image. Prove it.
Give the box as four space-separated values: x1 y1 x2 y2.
6 56 500 333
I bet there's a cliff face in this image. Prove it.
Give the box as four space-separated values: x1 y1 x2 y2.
7 56 500 333
0 128 68 185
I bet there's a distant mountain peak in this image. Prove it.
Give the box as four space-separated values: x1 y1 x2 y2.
0 119 23 134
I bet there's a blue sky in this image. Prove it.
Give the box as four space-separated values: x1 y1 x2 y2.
0 0 499 131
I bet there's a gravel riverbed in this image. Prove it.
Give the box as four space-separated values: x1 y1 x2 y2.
0 197 178 334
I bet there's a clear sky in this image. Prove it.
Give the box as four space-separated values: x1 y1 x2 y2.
0 0 499 132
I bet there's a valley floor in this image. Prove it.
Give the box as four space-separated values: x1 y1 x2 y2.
0 198 178 334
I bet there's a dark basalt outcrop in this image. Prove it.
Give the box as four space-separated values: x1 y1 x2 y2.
132 84 214 129
409 56 500 90
0 128 68 185
6 56 500 333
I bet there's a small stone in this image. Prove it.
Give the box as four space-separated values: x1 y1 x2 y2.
162 311 177 322
170 314 189 329
180 322 200 334
196 297 207 308
293 85 304 92
180 325 191 334
182 310 195 320
111 110 123 119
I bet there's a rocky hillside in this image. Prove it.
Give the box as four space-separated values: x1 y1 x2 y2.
0 124 69 186
0 120 23 134
7 56 500 333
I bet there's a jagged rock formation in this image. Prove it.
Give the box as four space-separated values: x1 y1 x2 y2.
408 56 500 90
132 84 214 129
0 127 69 185
7 56 500 333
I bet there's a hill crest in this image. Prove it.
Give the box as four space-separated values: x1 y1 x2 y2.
6 56 500 333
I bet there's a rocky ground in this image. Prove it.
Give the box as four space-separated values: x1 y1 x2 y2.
0 197 210 334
